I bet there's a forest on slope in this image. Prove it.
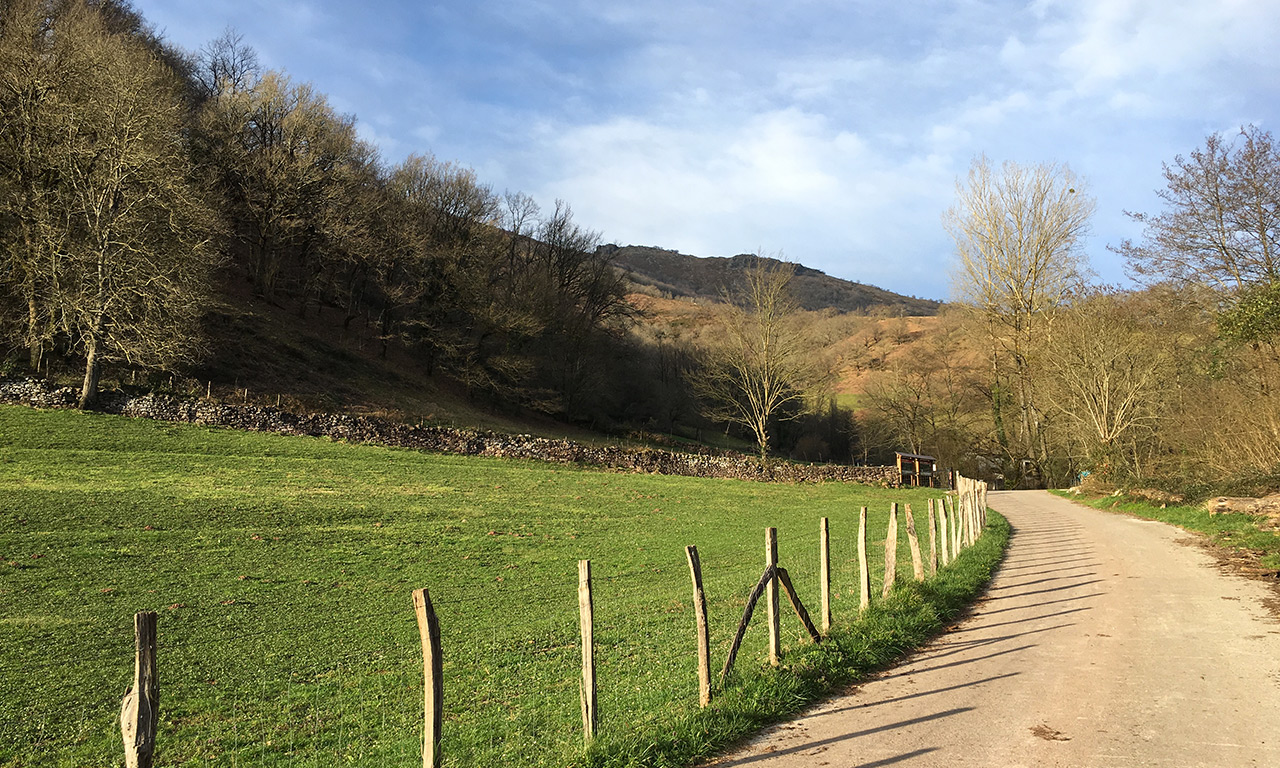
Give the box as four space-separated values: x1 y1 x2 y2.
3 1 1279 496
0 0 877 462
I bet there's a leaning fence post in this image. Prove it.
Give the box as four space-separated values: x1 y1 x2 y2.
766 527 780 666
578 560 597 743
882 503 899 598
412 589 443 768
685 546 711 707
120 611 158 768
819 517 831 635
905 504 925 582
857 507 870 611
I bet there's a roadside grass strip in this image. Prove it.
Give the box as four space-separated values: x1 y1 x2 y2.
1052 490 1280 571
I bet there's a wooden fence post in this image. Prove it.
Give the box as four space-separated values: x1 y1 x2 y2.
412 589 443 768
928 499 939 576
720 565 776 686
776 568 822 643
120 611 158 768
882 504 898 598
950 495 962 559
578 560 597 743
819 517 831 635
765 527 780 666
684 546 711 707
905 504 925 582
857 506 870 611
939 499 950 567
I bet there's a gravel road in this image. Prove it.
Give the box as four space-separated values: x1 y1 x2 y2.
705 490 1280 767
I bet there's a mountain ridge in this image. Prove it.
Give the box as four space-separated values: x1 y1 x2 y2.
602 244 941 315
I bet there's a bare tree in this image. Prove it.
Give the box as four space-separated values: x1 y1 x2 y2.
1043 291 1171 479
944 156 1094 484
862 310 981 466
195 70 365 298
1118 125 1280 293
693 256 822 460
53 5 217 407
0 0 74 369
195 27 260 98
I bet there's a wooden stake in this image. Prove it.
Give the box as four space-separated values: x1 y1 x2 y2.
882 503 898 599
685 546 711 707
777 567 821 643
412 589 443 768
578 560 597 743
765 527 780 666
120 611 158 768
905 504 925 582
927 499 938 577
857 506 870 611
819 517 831 635
720 565 775 686
939 500 950 567
950 495 961 559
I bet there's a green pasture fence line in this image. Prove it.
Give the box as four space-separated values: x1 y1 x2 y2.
68 487 995 768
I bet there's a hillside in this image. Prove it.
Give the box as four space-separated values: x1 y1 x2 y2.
603 244 941 316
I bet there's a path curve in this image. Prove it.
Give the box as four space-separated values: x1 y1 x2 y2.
706 490 1280 767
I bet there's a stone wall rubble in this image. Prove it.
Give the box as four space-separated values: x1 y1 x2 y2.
0 378 899 485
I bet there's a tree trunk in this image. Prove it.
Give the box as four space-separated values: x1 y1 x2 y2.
79 335 102 409
27 294 42 372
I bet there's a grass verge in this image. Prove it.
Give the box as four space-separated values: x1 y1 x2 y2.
578 511 1009 767
0 405 1006 767
1051 490 1280 571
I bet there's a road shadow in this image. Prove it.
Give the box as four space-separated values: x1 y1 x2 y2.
709 708 975 767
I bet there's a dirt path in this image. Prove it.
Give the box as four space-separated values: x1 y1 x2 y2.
705 490 1280 767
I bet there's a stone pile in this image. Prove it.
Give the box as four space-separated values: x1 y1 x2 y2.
0 378 899 485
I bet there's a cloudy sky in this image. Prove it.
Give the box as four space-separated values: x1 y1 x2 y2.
132 0 1280 301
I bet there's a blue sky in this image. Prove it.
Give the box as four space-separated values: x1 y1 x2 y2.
133 0 1280 302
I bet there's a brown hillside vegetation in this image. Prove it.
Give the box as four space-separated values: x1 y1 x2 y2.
609 245 941 316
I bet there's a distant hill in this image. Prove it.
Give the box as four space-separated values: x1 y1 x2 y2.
601 245 940 316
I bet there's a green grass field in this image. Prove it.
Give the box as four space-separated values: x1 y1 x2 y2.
0 405 1005 768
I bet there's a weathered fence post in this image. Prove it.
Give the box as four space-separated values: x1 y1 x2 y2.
412 589 443 768
578 560 597 743
950 494 962 559
720 565 776 685
927 499 938 576
857 506 870 611
776 568 822 643
905 504 925 582
882 503 899 598
766 527 780 666
684 546 711 707
120 611 158 768
819 517 831 635
939 499 950 567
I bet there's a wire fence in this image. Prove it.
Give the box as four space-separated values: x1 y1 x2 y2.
0 481 991 768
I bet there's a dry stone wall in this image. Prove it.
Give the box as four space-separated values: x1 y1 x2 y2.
0 378 899 485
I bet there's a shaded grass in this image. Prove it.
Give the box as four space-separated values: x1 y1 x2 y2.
1052 490 1280 570
0 405 1004 767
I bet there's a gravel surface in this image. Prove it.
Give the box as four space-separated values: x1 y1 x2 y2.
704 490 1280 767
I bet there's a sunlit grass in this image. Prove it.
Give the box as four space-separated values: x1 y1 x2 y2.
0 405 1005 767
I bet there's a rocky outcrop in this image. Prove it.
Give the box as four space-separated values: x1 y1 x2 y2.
0 378 899 486
1206 495 1280 517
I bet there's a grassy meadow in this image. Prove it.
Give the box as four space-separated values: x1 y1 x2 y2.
0 405 1006 767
